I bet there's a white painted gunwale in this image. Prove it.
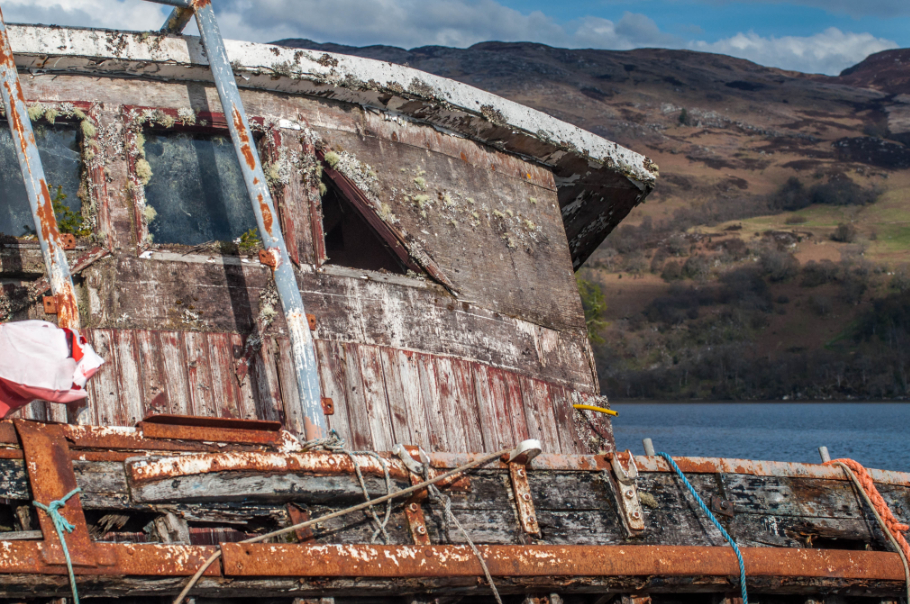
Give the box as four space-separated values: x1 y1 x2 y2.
5 24 657 189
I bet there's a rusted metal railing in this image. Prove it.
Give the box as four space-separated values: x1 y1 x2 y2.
0 8 80 330
0 0 328 439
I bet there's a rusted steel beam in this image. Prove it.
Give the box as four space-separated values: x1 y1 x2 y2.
160 6 194 33
192 1 326 441
220 543 905 581
0 9 79 328
634 456 910 486
0 542 219 576
137 414 282 445
127 450 410 484
12 421 100 567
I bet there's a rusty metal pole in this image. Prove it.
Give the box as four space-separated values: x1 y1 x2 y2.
160 7 193 34
189 1 327 440
0 8 80 330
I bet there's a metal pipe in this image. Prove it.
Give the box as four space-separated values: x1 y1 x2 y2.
0 8 80 330
192 2 327 441
160 7 194 33
642 438 655 456
818 446 831 463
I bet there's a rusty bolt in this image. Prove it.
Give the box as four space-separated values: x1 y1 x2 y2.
408 503 419 513
720 501 729 509
516 468 525 477
624 489 635 499
528 515 536 524
631 510 642 519
521 493 531 501
416 525 427 535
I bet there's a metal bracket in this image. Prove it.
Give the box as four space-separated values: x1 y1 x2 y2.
321 397 334 415
710 496 735 518
307 313 317 331
609 450 645 533
507 439 542 535
42 295 57 315
404 496 431 545
287 504 315 542
13 420 114 567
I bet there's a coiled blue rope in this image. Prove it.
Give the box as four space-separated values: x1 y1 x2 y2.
657 453 747 604
33 487 82 604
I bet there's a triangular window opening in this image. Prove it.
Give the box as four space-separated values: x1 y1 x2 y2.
320 172 407 275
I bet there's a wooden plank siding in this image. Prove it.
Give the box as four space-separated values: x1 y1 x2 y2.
64 328 608 455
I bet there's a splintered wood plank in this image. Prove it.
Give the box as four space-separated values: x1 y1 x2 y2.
550 384 586 455
341 342 374 451
434 356 483 453
134 330 168 417
472 363 513 452
113 329 144 426
500 369 530 445
358 344 394 451
207 332 241 419
231 333 258 420
158 331 190 416
518 376 562 454
250 337 284 423
86 329 120 426
416 352 447 453
182 331 215 417
276 336 303 436
378 347 416 447
315 339 352 444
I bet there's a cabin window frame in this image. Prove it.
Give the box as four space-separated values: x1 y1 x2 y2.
123 106 286 258
304 146 454 291
0 100 101 247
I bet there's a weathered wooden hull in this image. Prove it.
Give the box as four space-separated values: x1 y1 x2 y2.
2 418 908 601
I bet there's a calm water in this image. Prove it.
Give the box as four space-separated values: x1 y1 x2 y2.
611 402 910 471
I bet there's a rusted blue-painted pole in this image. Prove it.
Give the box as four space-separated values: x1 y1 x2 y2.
160 7 193 34
183 0 326 440
0 8 80 330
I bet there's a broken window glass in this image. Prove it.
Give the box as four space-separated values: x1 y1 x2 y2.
143 131 257 246
321 173 405 274
0 123 82 239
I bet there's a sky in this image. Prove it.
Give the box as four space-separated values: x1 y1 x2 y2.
1 0 906 76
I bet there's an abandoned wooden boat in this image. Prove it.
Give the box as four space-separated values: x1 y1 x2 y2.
0 3 909 603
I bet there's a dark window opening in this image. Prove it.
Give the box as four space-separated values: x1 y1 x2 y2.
0 123 82 239
143 131 257 246
321 174 406 274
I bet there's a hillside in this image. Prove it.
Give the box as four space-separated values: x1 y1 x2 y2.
275 38 910 400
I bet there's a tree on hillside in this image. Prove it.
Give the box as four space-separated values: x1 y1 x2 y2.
576 275 608 344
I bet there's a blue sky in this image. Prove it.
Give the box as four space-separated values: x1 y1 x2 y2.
3 0 906 75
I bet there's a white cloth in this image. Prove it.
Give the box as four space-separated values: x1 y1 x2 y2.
0 321 104 416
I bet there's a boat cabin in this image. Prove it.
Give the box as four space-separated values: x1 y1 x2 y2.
0 24 657 454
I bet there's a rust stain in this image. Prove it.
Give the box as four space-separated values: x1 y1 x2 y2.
232 108 257 170
258 193 274 234
253 177 259 185
192 0 212 7
460 152 468 162
36 179 61 244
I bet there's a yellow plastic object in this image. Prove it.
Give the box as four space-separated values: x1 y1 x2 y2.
572 403 618 417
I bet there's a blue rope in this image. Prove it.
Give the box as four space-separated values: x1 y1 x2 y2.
657 453 748 604
33 487 82 604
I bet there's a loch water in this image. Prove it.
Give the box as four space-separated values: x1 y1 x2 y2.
611 402 910 471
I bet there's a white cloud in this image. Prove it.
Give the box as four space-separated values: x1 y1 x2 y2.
0 0 897 76
691 27 898 75
1 0 166 32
